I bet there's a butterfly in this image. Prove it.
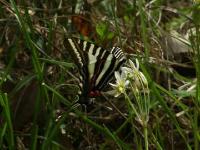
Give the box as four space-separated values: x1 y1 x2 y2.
64 37 126 104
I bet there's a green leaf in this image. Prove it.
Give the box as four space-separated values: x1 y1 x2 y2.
96 23 107 38
39 58 74 68
107 32 115 40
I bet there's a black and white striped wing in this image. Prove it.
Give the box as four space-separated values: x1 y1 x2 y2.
65 37 126 102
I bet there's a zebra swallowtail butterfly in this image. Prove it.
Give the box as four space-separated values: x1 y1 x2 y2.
65 37 126 104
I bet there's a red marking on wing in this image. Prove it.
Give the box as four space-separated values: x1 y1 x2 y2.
89 90 101 97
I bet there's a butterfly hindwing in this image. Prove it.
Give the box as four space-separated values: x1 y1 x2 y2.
65 37 126 103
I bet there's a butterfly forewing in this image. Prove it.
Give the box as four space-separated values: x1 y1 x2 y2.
64 38 89 96
96 47 126 90
65 37 126 103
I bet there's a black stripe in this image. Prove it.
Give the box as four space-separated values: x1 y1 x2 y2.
92 44 99 55
97 58 126 90
71 38 86 65
96 57 117 90
96 47 126 90
85 41 90 52
90 50 110 91
64 38 81 69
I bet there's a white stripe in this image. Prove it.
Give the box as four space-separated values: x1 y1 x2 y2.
79 83 83 88
95 54 113 85
101 50 107 59
114 49 121 56
112 47 124 59
98 60 121 89
95 47 101 56
88 43 95 54
114 47 121 55
88 44 96 79
80 75 83 79
115 51 123 58
68 39 83 66
88 47 101 80
83 41 87 51
78 90 82 94
110 47 115 53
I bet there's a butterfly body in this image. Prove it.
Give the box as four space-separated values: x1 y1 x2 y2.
65 37 126 104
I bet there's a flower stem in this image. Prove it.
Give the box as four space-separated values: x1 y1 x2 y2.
144 124 148 150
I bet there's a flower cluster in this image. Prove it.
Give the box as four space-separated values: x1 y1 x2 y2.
109 59 148 97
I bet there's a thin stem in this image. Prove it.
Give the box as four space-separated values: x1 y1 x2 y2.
144 123 148 150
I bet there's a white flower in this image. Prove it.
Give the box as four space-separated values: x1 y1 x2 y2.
109 59 148 97
109 71 129 97
122 59 148 89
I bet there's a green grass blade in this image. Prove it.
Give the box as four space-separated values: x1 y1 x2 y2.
0 93 15 149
